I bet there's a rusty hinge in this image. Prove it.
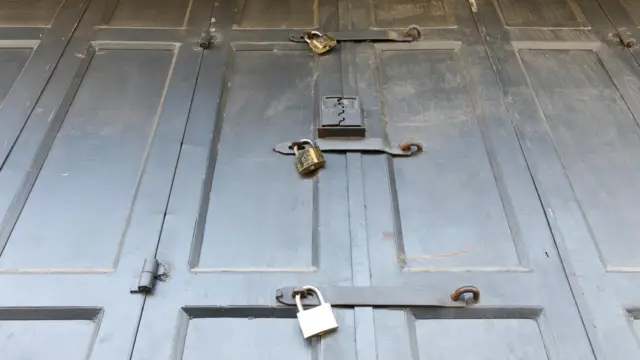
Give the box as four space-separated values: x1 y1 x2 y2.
615 30 635 48
199 30 213 49
130 257 160 294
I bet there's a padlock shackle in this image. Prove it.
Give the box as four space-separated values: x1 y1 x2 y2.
303 31 323 44
294 285 326 312
292 138 315 156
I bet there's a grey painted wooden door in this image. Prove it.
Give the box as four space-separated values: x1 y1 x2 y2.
473 0 640 358
1 0 639 359
0 0 213 358
131 0 597 359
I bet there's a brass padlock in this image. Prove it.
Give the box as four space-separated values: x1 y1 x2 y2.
295 286 339 338
293 139 325 174
304 31 337 54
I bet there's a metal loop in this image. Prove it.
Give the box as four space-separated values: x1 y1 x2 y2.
294 293 305 312
400 142 424 155
451 286 480 304
298 139 315 146
294 285 326 312
303 31 323 44
292 139 315 156
404 25 422 41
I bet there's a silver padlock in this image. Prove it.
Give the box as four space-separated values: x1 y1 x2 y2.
295 285 338 338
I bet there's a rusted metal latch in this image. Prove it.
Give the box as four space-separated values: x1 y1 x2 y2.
276 285 481 307
290 26 422 45
274 138 423 157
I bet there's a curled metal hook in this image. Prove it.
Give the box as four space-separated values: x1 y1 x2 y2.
404 25 423 41
451 286 480 305
400 142 424 155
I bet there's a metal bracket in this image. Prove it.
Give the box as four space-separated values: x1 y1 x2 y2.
274 138 422 157
290 27 421 44
276 286 476 308
130 258 160 294
319 96 365 138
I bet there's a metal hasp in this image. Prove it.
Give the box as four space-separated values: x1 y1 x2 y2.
319 96 365 138
274 138 423 157
290 26 422 44
276 286 479 308
130 257 160 294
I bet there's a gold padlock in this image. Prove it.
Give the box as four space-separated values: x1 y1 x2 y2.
304 31 337 54
293 139 325 174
